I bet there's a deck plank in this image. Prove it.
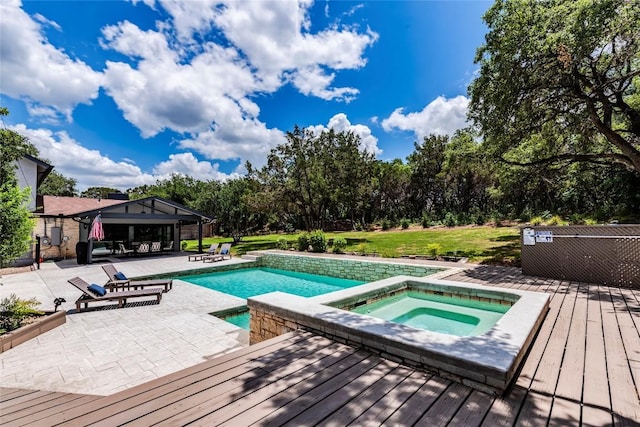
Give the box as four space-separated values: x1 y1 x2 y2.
555 282 588 400
480 385 528 427
601 286 640 422
582 285 611 411
317 365 414 427
514 390 553 426
89 334 341 426
548 396 581 427
180 343 364 426
381 376 450 426
581 405 614 427
446 389 495 426
349 370 431 425
413 381 472 426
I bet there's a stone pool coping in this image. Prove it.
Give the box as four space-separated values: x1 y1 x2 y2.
248 275 550 394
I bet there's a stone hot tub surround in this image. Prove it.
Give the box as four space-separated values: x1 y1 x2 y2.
248 276 549 395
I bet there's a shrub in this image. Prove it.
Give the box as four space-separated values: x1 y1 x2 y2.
276 237 289 250
297 233 310 251
529 216 544 226
0 294 42 335
547 215 565 226
426 243 442 258
421 214 431 228
381 219 391 231
332 237 347 254
584 218 598 225
355 223 363 231
443 212 457 227
401 218 410 229
475 213 485 226
308 230 327 253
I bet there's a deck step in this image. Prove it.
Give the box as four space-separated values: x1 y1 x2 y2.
241 254 261 261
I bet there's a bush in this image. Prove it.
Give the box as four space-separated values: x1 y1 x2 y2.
401 219 410 229
308 230 327 253
276 237 289 250
332 237 347 254
381 219 391 231
426 243 442 258
547 215 565 226
475 213 486 226
0 294 42 335
421 214 431 228
529 216 544 226
443 212 457 227
355 223 363 231
297 233 310 251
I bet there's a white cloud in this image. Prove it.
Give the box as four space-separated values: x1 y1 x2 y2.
381 95 469 139
11 124 230 190
308 113 381 155
153 152 235 182
0 0 103 121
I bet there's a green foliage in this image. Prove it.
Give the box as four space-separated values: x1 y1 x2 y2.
443 212 457 227
276 237 289 250
547 215 565 226
426 243 442 258
400 219 410 229
469 0 640 173
297 233 310 251
530 216 544 226
80 187 121 199
421 214 431 228
0 294 42 335
381 219 391 231
332 237 347 254
308 230 327 253
39 170 77 196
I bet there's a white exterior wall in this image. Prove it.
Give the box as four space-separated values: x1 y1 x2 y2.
15 157 38 211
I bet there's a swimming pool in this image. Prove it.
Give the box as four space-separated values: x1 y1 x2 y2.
350 291 509 336
178 267 365 329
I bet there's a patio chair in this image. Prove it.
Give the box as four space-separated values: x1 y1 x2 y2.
68 277 162 312
150 241 162 254
137 242 150 256
188 243 219 261
118 243 135 256
203 243 232 262
102 265 173 292
162 241 174 253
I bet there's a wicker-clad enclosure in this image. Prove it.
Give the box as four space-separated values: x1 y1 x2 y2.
521 225 640 289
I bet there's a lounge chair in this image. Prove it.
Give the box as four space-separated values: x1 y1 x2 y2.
68 277 162 312
118 243 135 256
188 243 218 261
203 243 232 263
162 241 174 253
102 265 173 292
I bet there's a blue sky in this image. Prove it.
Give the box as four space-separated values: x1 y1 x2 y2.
1 0 490 190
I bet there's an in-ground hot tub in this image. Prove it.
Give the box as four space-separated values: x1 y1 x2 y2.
248 275 549 394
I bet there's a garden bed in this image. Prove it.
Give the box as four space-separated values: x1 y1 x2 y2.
0 310 66 353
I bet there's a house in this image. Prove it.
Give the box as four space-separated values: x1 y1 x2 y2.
33 195 215 263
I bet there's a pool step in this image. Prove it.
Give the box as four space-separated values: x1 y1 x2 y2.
241 254 262 261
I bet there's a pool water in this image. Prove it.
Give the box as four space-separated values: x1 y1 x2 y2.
351 291 509 336
179 268 365 330
179 267 365 299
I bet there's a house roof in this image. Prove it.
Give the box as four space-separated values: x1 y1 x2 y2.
23 154 54 188
35 195 214 223
35 196 126 216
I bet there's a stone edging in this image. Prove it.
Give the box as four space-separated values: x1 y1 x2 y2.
0 310 66 353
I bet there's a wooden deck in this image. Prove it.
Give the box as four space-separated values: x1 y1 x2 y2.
1 266 639 426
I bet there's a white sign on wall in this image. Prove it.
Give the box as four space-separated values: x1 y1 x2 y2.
535 231 553 243
523 228 535 246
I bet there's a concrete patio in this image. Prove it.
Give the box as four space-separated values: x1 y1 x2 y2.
0 254 252 395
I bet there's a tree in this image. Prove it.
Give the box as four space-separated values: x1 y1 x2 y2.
0 108 37 267
39 170 77 196
406 134 448 218
469 0 640 173
80 187 120 199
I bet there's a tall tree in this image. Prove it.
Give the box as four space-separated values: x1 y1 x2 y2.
406 134 448 217
469 0 640 173
39 170 77 196
80 187 120 199
0 108 37 267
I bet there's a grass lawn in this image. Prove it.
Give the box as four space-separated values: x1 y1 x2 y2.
183 225 522 266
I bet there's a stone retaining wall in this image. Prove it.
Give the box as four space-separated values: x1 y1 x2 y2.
258 253 444 281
